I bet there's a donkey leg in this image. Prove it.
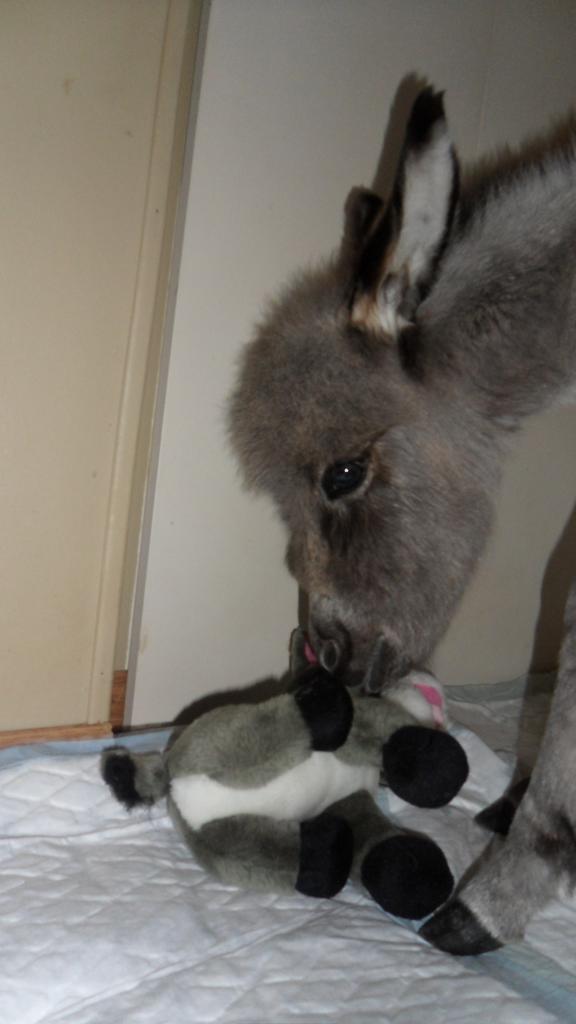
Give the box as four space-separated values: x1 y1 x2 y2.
475 776 531 836
421 579 576 954
330 790 454 919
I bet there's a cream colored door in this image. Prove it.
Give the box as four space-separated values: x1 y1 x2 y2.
1 0 203 732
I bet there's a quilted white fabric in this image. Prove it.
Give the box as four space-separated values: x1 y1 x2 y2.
1 694 575 1024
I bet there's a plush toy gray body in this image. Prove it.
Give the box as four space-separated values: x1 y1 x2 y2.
103 668 468 920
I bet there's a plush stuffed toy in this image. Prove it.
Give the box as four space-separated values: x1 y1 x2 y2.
291 626 450 731
102 656 468 921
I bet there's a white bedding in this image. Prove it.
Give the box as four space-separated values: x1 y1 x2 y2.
2 680 576 1024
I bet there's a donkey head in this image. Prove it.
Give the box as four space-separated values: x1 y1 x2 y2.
229 89 496 691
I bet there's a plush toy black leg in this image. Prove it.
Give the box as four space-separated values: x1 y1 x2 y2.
361 833 453 919
297 813 354 898
328 790 454 919
382 726 469 808
170 802 352 898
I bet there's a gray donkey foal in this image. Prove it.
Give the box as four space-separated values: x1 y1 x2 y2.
229 88 576 954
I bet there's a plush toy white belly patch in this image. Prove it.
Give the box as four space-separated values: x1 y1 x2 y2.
171 753 380 830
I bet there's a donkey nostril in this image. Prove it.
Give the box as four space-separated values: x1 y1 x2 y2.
319 639 342 674
309 607 352 675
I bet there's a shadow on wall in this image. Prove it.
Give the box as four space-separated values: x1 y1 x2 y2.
170 628 316 732
530 499 576 673
172 673 290 729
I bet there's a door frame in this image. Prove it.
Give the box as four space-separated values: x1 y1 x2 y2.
87 0 208 727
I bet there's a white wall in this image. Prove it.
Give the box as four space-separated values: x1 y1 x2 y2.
130 0 576 723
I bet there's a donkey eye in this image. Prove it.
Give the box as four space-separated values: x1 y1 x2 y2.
321 459 367 500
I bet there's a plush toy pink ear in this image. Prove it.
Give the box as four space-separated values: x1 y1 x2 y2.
302 633 446 727
304 640 318 666
389 670 447 729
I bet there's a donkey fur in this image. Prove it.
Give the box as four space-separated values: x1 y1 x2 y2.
228 87 576 953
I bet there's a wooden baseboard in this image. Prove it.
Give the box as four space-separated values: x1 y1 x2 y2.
110 669 128 728
0 667 128 748
0 723 113 749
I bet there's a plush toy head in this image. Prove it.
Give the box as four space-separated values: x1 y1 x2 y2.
290 626 449 729
103 662 468 921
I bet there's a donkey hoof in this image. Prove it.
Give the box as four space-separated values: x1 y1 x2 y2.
420 898 502 955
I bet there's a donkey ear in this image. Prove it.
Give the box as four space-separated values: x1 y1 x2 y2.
348 88 459 339
340 187 384 263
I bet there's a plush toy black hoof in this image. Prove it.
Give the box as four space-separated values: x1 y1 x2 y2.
420 898 502 955
296 814 353 898
294 668 354 750
383 726 469 808
361 834 453 919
